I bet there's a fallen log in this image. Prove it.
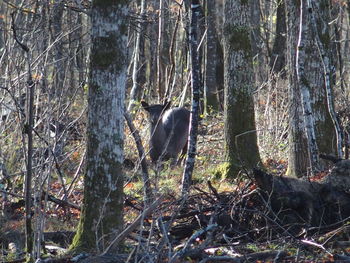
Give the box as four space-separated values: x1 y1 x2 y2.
252 164 350 229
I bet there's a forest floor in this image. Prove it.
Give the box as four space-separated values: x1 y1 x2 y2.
1 110 349 262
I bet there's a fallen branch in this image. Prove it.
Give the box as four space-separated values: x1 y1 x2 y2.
124 111 153 205
0 190 80 211
101 196 163 255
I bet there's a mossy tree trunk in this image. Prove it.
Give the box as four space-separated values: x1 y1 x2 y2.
222 0 261 179
69 0 128 253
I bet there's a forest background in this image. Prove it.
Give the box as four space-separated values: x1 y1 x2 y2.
1 0 350 262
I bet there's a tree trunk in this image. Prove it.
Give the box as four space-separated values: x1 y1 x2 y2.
70 0 127 253
285 0 309 177
50 0 65 98
223 0 261 178
307 0 342 159
156 0 170 101
128 0 147 113
296 0 320 174
250 0 264 84
203 0 219 113
181 0 201 197
270 0 286 74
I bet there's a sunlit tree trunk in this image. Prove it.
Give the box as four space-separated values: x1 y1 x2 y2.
70 0 127 253
287 0 339 177
157 0 170 100
223 0 261 178
128 0 147 113
286 0 309 177
250 0 264 84
181 0 201 197
296 0 320 174
307 0 342 159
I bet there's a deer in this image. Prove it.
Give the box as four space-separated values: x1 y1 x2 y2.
141 100 190 166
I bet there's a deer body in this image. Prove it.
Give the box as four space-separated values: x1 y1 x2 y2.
142 101 190 164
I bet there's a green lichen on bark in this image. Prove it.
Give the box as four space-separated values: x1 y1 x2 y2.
319 0 329 10
90 36 126 72
224 25 252 56
319 32 331 49
94 0 129 8
70 0 126 254
213 162 234 180
69 156 124 253
224 88 261 178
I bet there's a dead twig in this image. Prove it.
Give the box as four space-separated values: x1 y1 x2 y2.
101 196 163 255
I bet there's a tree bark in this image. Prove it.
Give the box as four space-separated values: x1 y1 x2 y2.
203 0 219 113
128 0 147 113
70 0 127 253
285 1 309 177
250 0 264 84
50 0 65 98
296 0 320 174
307 0 342 159
223 0 261 178
181 0 201 197
270 0 286 74
11 12 36 261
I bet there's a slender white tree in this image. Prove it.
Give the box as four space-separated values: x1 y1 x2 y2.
181 0 201 197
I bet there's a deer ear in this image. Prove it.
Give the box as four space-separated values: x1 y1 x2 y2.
141 101 149 111
163 100 171 111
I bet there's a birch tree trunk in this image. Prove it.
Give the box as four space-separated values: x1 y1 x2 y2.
70 0 127 253
181 0 201 197
128 0 147 113
223 0 261 178
296 0 320 174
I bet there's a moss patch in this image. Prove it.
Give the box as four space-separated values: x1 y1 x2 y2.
213 162 241 180
224 25 251 56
